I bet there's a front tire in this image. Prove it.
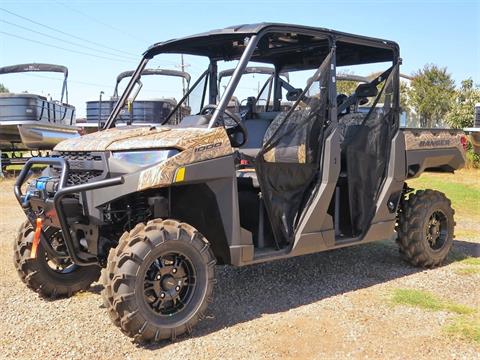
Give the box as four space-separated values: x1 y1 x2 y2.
396 189 455 268
13 220 101 298
104 219 216 342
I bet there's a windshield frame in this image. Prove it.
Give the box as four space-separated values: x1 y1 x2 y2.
103 36 259 130
161 67 210 125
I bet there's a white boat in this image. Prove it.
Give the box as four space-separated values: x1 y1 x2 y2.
81 68 191 134
0 63 79 151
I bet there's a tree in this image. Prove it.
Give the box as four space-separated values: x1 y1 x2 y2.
446 79 480 129
446 79 480 168
0 83 8 93
408 64 455 128
445 78 480 168
400 81 409 111
336 70 359 95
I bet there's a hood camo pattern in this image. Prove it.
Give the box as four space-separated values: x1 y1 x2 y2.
55 126 230 152
137 128 232 190
55 126 233 190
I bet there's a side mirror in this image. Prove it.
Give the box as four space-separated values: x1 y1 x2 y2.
355 83 378 98
358 97 369 105
286 88 303 101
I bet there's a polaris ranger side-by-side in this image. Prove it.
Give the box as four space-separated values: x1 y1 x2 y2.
14 23 466 342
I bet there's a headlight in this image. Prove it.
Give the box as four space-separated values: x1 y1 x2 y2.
111 149 179 167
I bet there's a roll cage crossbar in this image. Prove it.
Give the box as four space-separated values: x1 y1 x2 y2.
218 66 289 83
0 63 70 103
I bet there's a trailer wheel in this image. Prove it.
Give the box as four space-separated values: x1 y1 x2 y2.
396 190 455 268
105 219 216 342
13 220 101 298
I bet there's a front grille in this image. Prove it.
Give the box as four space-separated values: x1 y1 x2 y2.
60 151 103 162
57 151 107 186
66 170 103 186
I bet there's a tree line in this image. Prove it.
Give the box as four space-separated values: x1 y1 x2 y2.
337 64 480 130
337 64 479 167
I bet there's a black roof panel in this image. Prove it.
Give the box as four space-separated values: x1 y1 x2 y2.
144 23 399 69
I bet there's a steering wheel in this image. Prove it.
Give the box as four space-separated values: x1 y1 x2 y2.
200 104 248 147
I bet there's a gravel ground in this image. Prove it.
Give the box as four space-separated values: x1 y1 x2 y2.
0 177 479 359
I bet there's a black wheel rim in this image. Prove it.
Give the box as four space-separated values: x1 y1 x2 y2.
143 252 196 316
43 229 78 274
426 210 448 250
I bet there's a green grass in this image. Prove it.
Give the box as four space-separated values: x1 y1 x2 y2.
445 316 480 344
408 176 480 220
459 257 480 266
2 164 46 172
391 289 475 315
452 257 480 274
454 267 480 276
455 228 480 240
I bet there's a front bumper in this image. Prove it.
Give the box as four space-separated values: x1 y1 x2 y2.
15 157 124 265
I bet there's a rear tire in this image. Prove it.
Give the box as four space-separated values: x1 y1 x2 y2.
396 189 455 268
13 220 101 298
104 219 216 342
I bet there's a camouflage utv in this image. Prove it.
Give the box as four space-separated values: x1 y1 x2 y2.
14 23 466 342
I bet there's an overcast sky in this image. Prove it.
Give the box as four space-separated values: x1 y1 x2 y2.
1 0 479 117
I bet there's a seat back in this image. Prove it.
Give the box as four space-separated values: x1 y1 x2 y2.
338 112 366 145
238 111 282 156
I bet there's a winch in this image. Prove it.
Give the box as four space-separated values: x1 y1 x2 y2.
22 176 61 226
23 176 59 203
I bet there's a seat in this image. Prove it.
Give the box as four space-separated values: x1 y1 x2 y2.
235 110 297 188
338 112 366 146
238 87 303 157
235 110 279 154
239 118 271 157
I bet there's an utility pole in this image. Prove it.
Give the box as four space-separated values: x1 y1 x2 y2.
181 54 186 97
176 55 190 98
98 91 104 130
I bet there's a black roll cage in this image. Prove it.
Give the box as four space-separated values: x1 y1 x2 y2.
218 66 291 112
103 24 400 130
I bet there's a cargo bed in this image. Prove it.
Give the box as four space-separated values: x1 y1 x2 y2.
401 128 466 178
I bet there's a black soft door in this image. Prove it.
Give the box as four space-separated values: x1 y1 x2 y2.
344 64 400 235
255 51 333 246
